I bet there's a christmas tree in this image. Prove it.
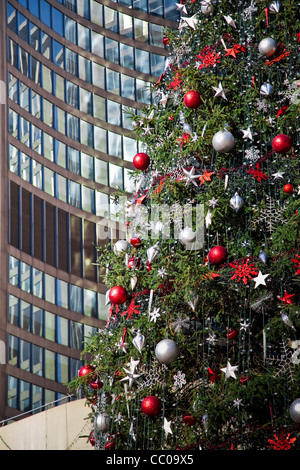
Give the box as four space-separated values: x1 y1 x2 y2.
69 0 300 451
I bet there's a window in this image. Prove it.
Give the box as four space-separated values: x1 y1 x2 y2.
94 126 107 153
53 40 64 68
8 335 19 367
20 261 31 293
69 180 81 207
135 49 150 74
29 22 40 50
9 256 19 287
81 153 94 180
8 38 18 69
80 119 93 147
57 279 69 309
19 379 30 411
8 143 19 174
108 131 122 158
78 56 92 83
31 57 41 85
78 23 90 51
44 132 54 161
68 147 80 174
90 1 103 26
149 23 164 46
91 31 104 57
66 113 79 141
57 317 68 346
33 268 43 298
104 6 118 32
105 38 119 63
95 159 107 186
32 159 43 189
32 345 43 376
84 289 97 317
56 174 67 202
52 7 64 35
70 321 83 349
31 91 41 119
45 311 55 342
40 0 51 27
8 294 19 327
20 339 30 371
7 4 17 34
109 163 123 189
32 125 42 154
121 75 135 100
43 99 53 127
119 13 133 38
7 376 18 409
41 32 51 59
82 186 95 213
134 18 148 42
66 80 79 108
77 0 90 19
19 47 29 77
106 69 120 95
20 81 29 111
80 88 92 114
32 306 43 337
18 13 29 43
107 100 121 126
53 73 65 101
92 62 105 88
44 167 54 196
42 65 52 93
45 349 55 380
57 354 69 383
69 284 83 314
93 95 106 121
45 273 55 304
65 48 77 75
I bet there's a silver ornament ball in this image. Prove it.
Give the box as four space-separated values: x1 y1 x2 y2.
230 192 244 212
269 1 281 13
179 227 196 244
290 398 300 423
155 339 180 364
95 412 111 433
260 83 274 97
114 240 129 255
183 123 193 136
212 130 235 153
201 1 213 15
258 37 277 57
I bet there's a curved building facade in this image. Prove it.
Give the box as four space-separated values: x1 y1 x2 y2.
0 0 178 422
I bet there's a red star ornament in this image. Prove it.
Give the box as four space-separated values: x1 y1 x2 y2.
277 291 295 305
199 170 214 186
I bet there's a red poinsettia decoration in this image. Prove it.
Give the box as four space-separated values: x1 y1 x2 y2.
267 430 296 450
196 50 221 69
291 254 300 275
229 258 258 285
167 72 183 90
246 163 268 182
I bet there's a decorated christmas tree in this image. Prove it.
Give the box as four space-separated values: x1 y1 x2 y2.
69 0 300 451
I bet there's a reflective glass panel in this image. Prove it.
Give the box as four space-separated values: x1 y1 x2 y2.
57 317 68 346
94 126 107 152
120 44 134 70
108 131 122 158
90 0 103 26
45 311 55 342
45 349 55 380
32 345 43 376
32 306 43 337
8 294 19 326
119 13 133 38
68 147 80 174
109 163 123 189
66 80 79 108
52 7 64 35
8 143 19 174
95 158 107 185
91 31 104 57
65 48 77 75
19 379 30 411
93 95 106 121
57 279 69 309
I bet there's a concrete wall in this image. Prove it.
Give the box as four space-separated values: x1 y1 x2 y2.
0 399 93 450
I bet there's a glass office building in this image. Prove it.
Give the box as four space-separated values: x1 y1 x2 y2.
0 0 178 422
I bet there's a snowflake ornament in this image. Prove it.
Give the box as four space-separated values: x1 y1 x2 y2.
173 370 187 389
229 258 258 285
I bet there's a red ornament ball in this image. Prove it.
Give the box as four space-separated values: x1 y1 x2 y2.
105 440 115 450
183 415 197 426
183 90 202 109
91 379 103 390
78 364 94 377
130 236 142 247
272 134 292 154
208 245 228 265
163 36 170 45
141 396 162 417
128 257 140 269
109 286 128 304
283 183 293 194
227 329 239 340
133 152 150 171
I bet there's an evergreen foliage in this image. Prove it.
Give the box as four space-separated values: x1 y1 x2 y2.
69 0 300 450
